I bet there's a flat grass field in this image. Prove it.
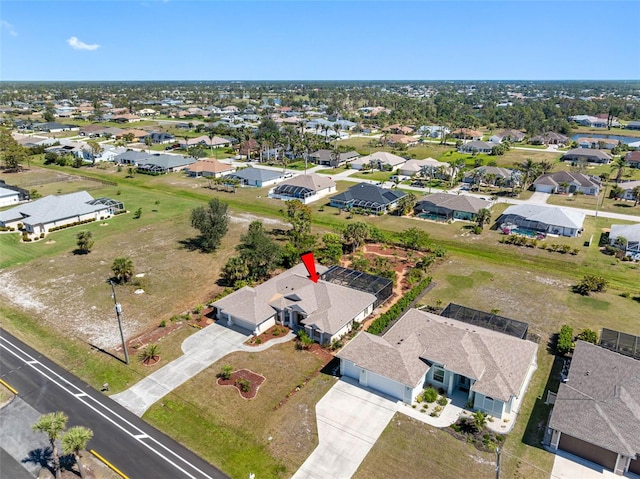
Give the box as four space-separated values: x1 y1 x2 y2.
1 157 639 479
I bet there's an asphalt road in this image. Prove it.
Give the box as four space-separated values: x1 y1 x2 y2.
0 329 229 479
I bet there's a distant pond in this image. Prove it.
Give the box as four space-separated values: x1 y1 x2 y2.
570 133 639 145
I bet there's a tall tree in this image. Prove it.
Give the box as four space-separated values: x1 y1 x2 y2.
190 198 229 252
61 426 94 479
76 231 94 254
343 222 370 252
221 255 250 286
0 128 28 170
611 157 627 184
237 221 281 281
476 208 492 229
85 139 102 164
632 185 640 206
285 200 312 245
111 257 134 283
32 412 68 479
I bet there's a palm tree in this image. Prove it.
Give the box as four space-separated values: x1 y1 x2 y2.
111 257 134 283
76 230 94 254
476 208 492 229
611 157 627 184
471 410 487 432
32 412 68 479
139 343 160 363
519 158 537 189
538 159 554 175
61 426 94 479
633 186 640 206
144 135 153 154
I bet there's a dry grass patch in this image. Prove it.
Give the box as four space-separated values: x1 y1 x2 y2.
144 341 334 478
354 415 495 479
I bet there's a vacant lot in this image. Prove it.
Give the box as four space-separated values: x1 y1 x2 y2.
144 341 335 479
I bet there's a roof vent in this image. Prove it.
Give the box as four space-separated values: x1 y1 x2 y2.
585 371 590 376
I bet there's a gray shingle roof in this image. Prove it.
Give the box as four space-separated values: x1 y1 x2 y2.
534 171 600 189
139 154 195 169
329 183 406 206
415 193 490 214
610 223 640 243
337 309 537 402
562 148 612 161
549 341 640 457
212 262 376 335
228 167 284 182
0 191 108 226
274 173 335 192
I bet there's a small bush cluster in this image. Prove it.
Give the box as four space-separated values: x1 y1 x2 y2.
423 386 438 403
500 235 579 254
573 274 608 296
557 325 574 356
48 217 97 232
368 277 432 335
235 378 251 393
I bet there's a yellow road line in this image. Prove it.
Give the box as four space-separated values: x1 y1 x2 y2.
90 450 130 479
0 378 18 395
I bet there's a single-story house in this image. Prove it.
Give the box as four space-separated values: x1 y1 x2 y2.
337 309 538 418
114 150 152 165
625 151 640 169
464 166 518 187
399 158 451 178
32 122 79 133
185 159 236 178
0 191 123 235
136 154 195 173
489 129 525 143
529 132 568 145
414 193 491 221
211 262 376 342
383 134 419 147
548 341 640 475
308 149 360 167
533 171 601 195
609 223 640 258
419 125 450 138
225 167 287 187
575 137 619 150
79 125 111 137
568 115 609 128
149 132 175 144
178 135 231 149
329 183 406 214
498 204 585 237
626 121 640 131
268 173 336 204
451 128 483 140
115 129 149 141
112 114 141 123
458 140 496 154
94 145 127 163
616 180 640 201
383 124 414 135
350 151 406 171
0 185 22 207
562 148 612 164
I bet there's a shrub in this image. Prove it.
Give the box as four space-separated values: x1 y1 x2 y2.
471 225 483 235
437 396 448 406
573 274 608 296
367 277 432 335
423 387 438 403
133 208 143 219
576 329 598 344
219 365 233 380
255 338 262 345
235 378 251 392
557 325 574 356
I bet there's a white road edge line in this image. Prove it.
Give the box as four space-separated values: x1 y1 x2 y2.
0 335 215 479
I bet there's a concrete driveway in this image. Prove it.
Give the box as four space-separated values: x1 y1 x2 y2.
293 378 398 479
551 450 639 479
112 322 249 416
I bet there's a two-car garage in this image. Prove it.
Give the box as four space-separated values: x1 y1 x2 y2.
558 434 618 471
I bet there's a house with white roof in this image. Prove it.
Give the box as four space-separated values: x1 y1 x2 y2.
268 174 336 204
337 309 538 418
350 151 406 171
0 185 22 207
498 204 585 237
399 158 450 178
0 191 123 236
225 167 287 187
609 223 640 259
211 262 376 343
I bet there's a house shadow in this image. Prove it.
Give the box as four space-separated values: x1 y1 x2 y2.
320 357 341 377
521 355 563 450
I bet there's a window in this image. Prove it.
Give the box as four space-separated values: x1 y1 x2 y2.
433 367 445 383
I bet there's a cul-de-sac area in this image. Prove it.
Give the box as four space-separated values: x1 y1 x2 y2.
1 81 639 479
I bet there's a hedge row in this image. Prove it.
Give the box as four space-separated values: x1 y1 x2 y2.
367 277 432 336
48 217 97 232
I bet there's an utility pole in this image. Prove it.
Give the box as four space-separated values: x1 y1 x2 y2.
495 447 501 479
110 280 130 364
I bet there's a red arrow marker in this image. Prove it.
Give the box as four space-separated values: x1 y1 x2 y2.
300 251 320 283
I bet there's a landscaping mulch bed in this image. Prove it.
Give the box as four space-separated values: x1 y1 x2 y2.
245 325 291 347
446 417 506 453
217 369 265 400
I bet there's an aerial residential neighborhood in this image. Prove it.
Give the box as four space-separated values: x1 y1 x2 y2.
0 2 639 479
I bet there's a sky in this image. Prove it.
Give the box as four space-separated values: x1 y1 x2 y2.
0 0 639 81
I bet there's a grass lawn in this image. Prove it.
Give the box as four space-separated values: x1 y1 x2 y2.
349 170 395 182
546 191 640 217
354 415 496 479
144 341 335 479
316 166 350 174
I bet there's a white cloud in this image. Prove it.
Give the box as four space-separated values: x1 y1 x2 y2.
67 36 100 51
1 20 18 37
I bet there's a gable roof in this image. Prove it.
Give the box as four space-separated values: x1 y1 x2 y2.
228 167 284 182
562 148 612 161
139 154 195 169
337 309 537 402
309 149 360 161
549 341 640 457
186 159 234 174
274 173 335 192
415 193 490 214
401 158 447 173
352 151 406 167
212 262 376 335
501 204 585 230
0 191 107 226
329 183 406 207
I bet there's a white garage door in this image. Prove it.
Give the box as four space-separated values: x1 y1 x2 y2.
366 370 405 401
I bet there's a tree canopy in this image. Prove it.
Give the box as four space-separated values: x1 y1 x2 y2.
191 198 230 252
0 128 27 170
112 257 134 283
237 221 281 281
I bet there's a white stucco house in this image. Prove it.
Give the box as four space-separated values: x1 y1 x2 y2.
0 185 21 207
0 191 123 236
211 262 376 343
268 173 336 204
337 309 538 419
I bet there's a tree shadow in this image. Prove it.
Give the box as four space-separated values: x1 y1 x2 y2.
613 203 633 208
178 237 205 252
72 248 90 256
22 447 54 475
